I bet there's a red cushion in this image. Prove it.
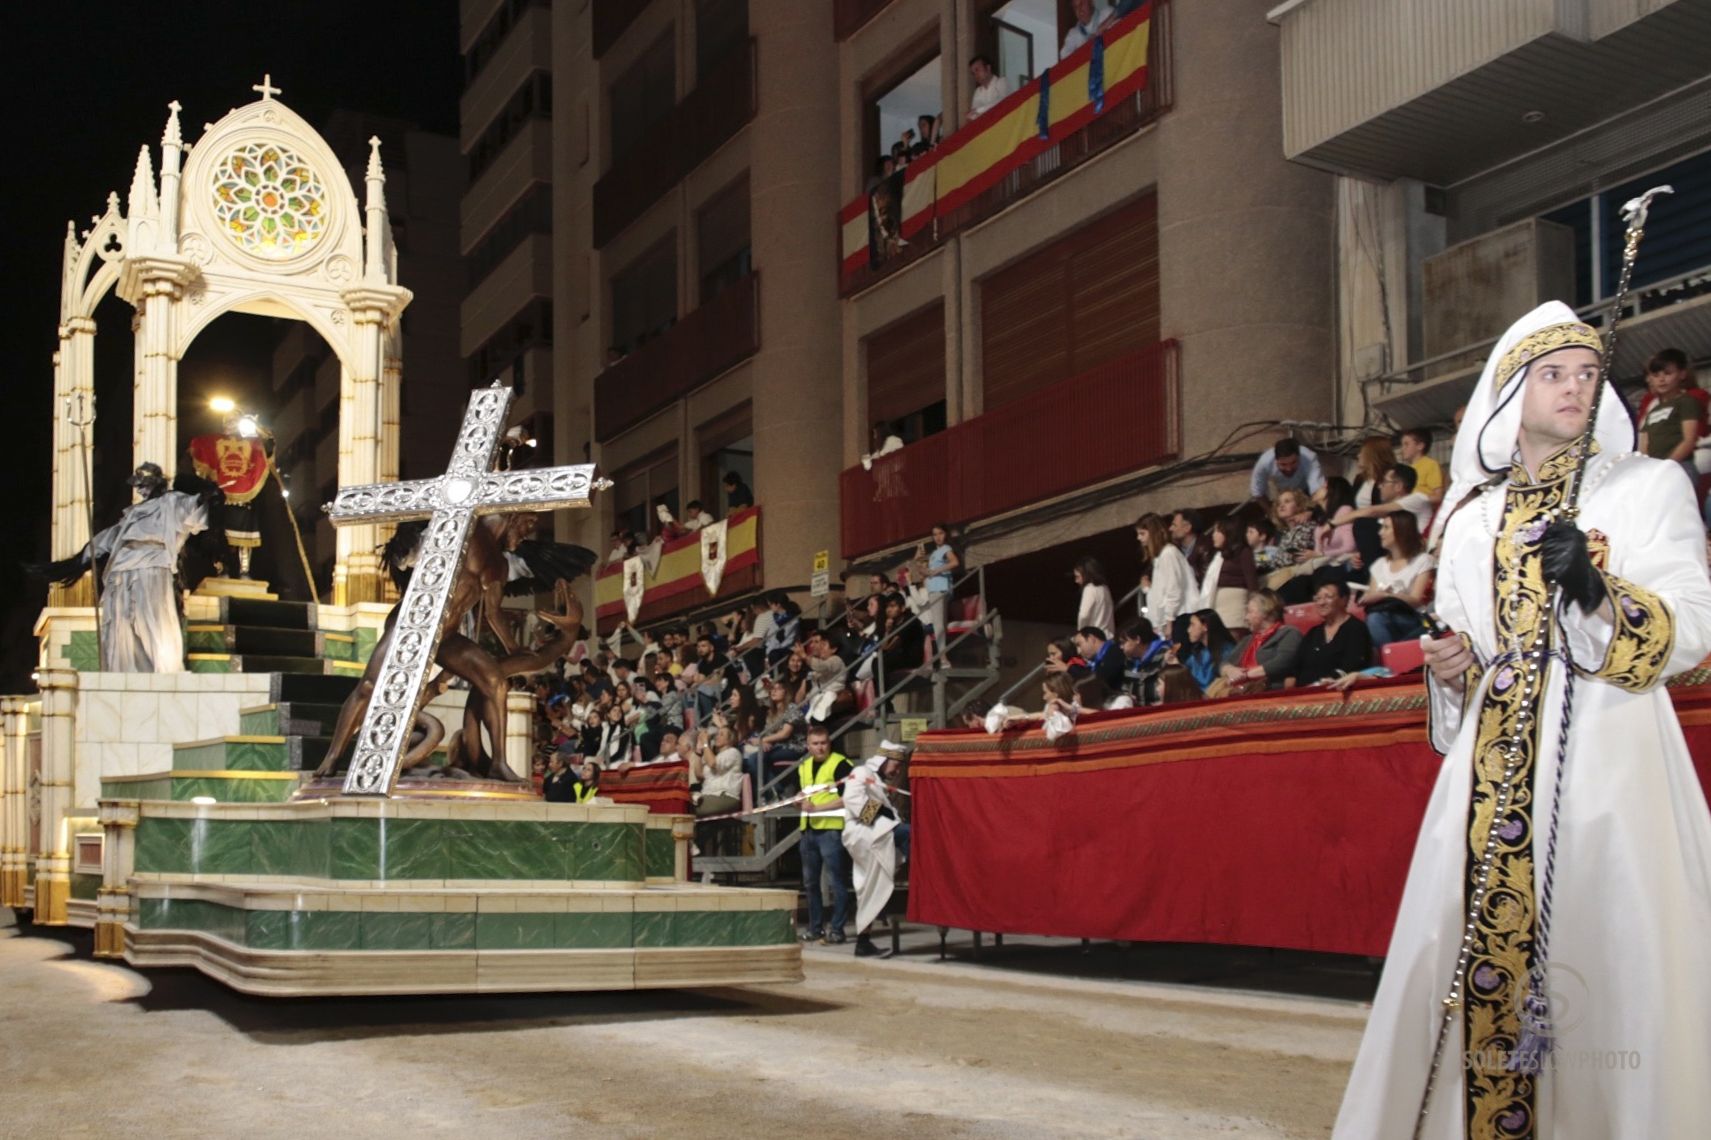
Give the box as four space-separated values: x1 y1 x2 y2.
1283 604 1321 635
1381 638 1426 675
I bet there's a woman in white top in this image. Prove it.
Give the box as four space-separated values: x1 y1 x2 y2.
1360 511 1435 648
1072 556 1115 637
1134 513 1195 635
693 726 745 815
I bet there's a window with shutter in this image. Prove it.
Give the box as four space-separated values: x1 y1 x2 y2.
866 301 947 427
980 190 1158 411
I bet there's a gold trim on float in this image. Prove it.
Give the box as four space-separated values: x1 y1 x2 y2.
34 874 70 925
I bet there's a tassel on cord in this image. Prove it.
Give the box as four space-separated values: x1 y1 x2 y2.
1508 988 1553 1074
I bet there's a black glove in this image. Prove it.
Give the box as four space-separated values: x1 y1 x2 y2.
1540 521 1607 615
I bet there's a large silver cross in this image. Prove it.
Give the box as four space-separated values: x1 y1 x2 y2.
325 381 605 796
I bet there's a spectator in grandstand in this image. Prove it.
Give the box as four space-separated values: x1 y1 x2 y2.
1120 619 1171 703
1639 348 1705 494
758 680 808 769
1344 464 1434 535
1073 556 1116 638
605 528 636 567
692 726 746 855
1202 517 1259 632
1292 577 1374 687
1156 664 1202 704
542 747 580 802
1351 436 1396 509
1637 349 1709 503
1169 507 1215 581
691 633 730 720
1360 512 1435 648
917 523 959 665
764 594 801 665
1214 592 1302 695
1060 0 1115 59
968 54 1012 120
1247 517 1286 576
1135 512 1195 633
876 593 926 686
1395 428 1445 504
722 469 753 510
1072 625 1126 692
1250 437 1326 501
1076 673 1132 711
681 500 717 531
1168 609 1235 694
1042 635 1090 678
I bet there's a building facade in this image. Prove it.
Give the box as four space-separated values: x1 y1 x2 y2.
831 0 1335 633
1274 0 1711 433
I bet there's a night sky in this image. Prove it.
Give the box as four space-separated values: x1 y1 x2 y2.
0 2 461 689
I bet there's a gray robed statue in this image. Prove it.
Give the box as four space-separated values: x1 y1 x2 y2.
35 462 213 672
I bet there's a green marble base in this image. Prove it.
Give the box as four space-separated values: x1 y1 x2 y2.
103 797 799 995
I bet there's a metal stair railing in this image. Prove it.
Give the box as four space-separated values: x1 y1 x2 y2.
988 580 1143 710
697 564 1002 878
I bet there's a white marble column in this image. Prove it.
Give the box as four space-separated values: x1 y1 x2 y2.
52 318 99 607
126 258 197 477
332 287 407 606
0 697 23 907
33 669 78 924
505 689 534 782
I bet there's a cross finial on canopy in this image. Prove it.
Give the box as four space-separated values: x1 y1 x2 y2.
252 74 282 101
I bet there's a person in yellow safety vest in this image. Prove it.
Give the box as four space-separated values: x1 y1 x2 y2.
573 759 601 803
797 725 854 945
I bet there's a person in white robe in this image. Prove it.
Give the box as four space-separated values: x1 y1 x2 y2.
1334 302 1711 1139
41 463 210 673
842 740 908 958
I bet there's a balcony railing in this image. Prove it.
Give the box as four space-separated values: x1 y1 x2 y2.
592 507 763 626
840 340 1180 559
834 0 896 40
838 0 1172 297
591 0 643 58
595 271 760 442
593 39 757 249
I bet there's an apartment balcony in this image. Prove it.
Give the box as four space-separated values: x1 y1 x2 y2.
593 507 764 626
1272 0 1711 184
592 39 756 249
460 232 552 358
461 117 551 251
595 272 760 442
459 2 551 151
837 2 1172 296
592 0 645 58
835 0 898 40
839 340 1181 559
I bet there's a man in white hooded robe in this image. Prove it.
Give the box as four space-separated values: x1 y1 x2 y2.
1334 302 1711 1139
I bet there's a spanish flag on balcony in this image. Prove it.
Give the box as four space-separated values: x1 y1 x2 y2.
934 3 1152 216
594 507 761 624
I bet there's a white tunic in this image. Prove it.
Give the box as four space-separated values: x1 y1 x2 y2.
90 492 208 673
842 761 901 934
1334 452 1711 1138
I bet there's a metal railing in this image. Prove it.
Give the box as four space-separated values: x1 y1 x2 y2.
990 581 1144 711
697 564 1003 877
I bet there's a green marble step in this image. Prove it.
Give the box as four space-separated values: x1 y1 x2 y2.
271 672 361 706
170 734 332 773
238 702 345 738
134 895 793 953
321 630 358 661
186 624 323 657
102 770 304 803
132 812 651 883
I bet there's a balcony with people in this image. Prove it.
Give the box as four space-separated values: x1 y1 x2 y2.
837 0 1172 296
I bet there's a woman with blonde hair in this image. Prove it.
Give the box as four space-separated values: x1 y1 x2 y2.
1134 512 1195 633
1352 436 1395 508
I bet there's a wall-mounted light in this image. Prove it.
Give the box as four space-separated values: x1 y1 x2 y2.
209 396 236 414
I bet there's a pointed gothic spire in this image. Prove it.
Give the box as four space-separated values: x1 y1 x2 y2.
127 145 157 219
162 100 183 147
363 136 391 284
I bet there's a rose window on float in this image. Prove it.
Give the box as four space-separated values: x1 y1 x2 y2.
210 142 327 259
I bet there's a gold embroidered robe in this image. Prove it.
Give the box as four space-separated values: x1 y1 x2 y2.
1335 448 1711 1139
